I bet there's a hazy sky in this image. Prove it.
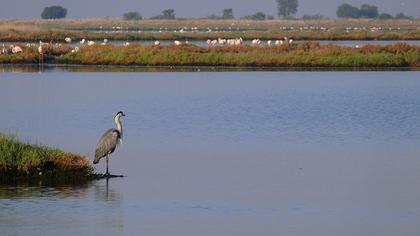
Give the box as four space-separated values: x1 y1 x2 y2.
0 0 418 19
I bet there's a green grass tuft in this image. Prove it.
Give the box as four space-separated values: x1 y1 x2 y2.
0 134 95 183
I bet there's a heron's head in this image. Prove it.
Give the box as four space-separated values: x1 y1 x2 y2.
115 111 126 119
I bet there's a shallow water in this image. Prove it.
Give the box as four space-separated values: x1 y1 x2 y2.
0 64 418 73
3 39 420 48
1 72 420 236
78 39 420 47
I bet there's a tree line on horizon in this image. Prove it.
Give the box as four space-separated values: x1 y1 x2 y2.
336 3 413 20
40 2 416 21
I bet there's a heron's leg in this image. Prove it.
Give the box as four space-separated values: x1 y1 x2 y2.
106 155 109 176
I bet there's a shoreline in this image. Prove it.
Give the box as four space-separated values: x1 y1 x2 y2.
1 63 419 72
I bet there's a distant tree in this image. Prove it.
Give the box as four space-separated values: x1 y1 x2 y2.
151 9 176 19
162 9 176 19
222 8 234 19
242 12 266 20
395 12 412 19
123 11 142 20
276 0 298 18
359 4 378 18
378 13 393 20
41 5 67 19
302 14 324 20
336 3 360 18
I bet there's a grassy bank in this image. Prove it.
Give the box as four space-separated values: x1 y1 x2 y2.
1 43 418 67
0 134 95 182
53 43 420 67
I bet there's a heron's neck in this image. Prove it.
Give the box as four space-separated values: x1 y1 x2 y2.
114 116 123 136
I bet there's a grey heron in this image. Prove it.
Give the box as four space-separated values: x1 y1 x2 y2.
94 111 126 177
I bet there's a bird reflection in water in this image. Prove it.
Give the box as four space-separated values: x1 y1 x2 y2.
94 178 123 202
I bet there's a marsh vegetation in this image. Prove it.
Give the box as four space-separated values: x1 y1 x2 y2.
1 42 418 67
0 134 94 182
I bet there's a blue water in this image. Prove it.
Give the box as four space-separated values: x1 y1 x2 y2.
1 72 420 236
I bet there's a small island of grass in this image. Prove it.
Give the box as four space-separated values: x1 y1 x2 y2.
0 134 99 183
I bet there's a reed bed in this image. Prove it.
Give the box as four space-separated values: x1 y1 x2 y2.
0 134 94 182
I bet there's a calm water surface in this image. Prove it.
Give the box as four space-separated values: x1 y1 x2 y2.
1 72 420 236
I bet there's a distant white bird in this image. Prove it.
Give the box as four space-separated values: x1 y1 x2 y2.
218 38 226 45
1 44 7 54
80 39 86 44
154 40 160 46
87 41 95 46
10 45 23 54
288 39 293 45
71 46 80 53
173 40 181 46
124 42 130 46
252 39 261 46
234 38 242 46
267 40 272 46
103 39 108 43
65 37 72 43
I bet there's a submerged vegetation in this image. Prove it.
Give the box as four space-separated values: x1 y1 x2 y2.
0 134 94 182
1 42 418 67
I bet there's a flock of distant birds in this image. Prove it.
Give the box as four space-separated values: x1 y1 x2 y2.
0 23 414 56
0 36 295 57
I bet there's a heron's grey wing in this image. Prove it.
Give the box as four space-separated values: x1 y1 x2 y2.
94 129 120 163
